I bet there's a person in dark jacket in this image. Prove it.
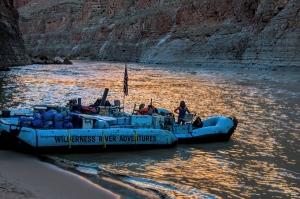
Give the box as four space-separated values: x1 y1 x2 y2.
174 101 190 124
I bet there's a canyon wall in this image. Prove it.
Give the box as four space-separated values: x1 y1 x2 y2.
0 0 30 68
13 0 32 8
17 0 300 70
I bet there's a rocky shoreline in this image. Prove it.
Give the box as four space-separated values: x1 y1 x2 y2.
30 54 73 65
0 55 73 71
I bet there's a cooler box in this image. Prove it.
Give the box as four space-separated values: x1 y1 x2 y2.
173 124 192 134
99 109 109 116
98 106 118 116
114 117 129 125
11 110 34 117
81 115 94 129
92 115 116 125
108 107 119 115
165 116 175 124
80 114 116 127
152 116 165 126
131 115 152 126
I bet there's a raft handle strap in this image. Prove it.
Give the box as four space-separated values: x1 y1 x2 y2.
165 131 168 146
34 129 38 156
102 130 106 148
189 132 194 144
133 130 138 147
10 124 22 136
67 130 71 149
0 119 22 137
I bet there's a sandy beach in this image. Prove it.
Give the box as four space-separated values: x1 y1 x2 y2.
0 150 119 199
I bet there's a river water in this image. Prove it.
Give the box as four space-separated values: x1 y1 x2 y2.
0 61 299 198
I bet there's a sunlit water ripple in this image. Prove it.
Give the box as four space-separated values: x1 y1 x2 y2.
0 61 299 198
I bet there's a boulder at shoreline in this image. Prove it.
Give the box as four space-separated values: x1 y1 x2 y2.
31 54 73 65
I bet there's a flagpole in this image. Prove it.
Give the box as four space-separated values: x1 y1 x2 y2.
123 93 125 111
123 64 128 112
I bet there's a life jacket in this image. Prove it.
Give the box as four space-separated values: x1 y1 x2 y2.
178 107 186 119
140 107 148 115
147 105 156 115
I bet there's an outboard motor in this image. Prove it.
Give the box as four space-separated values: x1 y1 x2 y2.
232 116 238 130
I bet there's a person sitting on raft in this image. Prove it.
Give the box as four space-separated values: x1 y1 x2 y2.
136 104 157 115
174 101 190 124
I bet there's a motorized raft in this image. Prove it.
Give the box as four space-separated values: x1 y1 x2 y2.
0 90 237 154
0 105 178 154
0 106 237 154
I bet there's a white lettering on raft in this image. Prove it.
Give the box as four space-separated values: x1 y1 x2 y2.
54 135 158 143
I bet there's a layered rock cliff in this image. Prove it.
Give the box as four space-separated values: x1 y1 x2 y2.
0 0 30 68
17 0 300 70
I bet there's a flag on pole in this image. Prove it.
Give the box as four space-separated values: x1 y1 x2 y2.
123 64 128 96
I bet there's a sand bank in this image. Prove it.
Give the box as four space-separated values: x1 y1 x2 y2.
0 150 119 199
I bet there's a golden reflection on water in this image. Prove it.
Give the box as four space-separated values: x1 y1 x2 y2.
1 61 300 198
5 62 240 120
